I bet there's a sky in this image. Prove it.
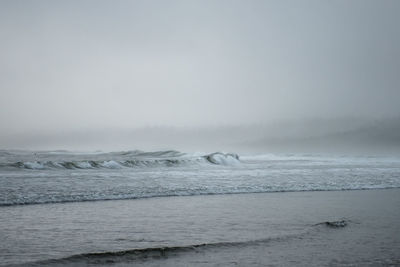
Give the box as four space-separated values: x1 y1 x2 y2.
1 0 400 138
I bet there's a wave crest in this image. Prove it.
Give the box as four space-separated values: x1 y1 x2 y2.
205 152 240 165
26 231 309 266
0 151 241 170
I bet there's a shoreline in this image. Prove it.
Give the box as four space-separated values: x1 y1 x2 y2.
2 186 400 208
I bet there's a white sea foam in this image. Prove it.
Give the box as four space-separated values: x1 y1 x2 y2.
75 161 93 169
100 160 122 169
23 161 45 169
1 150 400 206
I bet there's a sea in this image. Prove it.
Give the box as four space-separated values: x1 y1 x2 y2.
1 150 400 266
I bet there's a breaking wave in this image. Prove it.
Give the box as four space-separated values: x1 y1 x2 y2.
2 149 400 207
21 231 311 266
205 152 240 165
0 151 240 170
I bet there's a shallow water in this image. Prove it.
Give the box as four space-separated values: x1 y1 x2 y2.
1 190 400 266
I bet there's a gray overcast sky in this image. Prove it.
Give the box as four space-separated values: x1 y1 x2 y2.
1 0 400 134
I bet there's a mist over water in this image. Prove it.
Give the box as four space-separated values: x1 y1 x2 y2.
1 0 400 152
1 117 400 154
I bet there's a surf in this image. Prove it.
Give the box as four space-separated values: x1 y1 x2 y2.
0 150 241 170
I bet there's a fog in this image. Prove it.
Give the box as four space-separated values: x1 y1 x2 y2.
1 0 400 152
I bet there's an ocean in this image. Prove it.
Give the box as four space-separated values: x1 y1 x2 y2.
1 150 400 266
